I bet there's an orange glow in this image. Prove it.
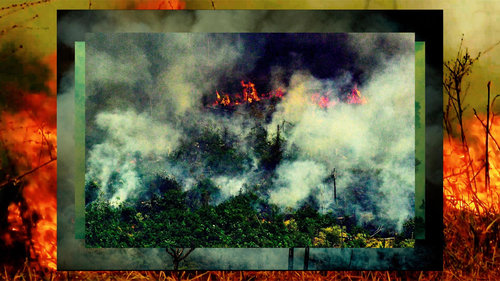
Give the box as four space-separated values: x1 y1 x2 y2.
241 80 260 103
1 53 57 270
221 94 231 106
310 92 337 108
211 81 284 107
134 0 185 10
43 52 57 96
4 203 26 246
346 85 367 104
210 82 367 109
444 116 500 214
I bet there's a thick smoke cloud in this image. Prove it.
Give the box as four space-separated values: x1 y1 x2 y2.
86 109 180 204
270 160 327 208
83 32 414 233
267 37 415 230
54 10 431 270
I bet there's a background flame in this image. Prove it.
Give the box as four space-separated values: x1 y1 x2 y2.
1 52 57 270
0 0 499 280
444 115 500 214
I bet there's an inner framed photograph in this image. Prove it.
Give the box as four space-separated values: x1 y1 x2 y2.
57 10 442 271
83 32 417 250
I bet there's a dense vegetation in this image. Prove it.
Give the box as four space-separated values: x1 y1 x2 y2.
85 117 414 248
86 175 414 248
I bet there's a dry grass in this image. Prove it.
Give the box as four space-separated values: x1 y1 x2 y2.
1 201 498 281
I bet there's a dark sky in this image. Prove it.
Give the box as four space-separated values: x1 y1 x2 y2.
214 33 382 95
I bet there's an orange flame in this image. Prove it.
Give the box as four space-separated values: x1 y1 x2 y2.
1 52 57 271
211 82 367 109
444 115 500 214
241 80 260 103
134 0 185 10
347 85 367 104
310 92 337 108
221 94 231 106
211 81 284 107
3 203 26 246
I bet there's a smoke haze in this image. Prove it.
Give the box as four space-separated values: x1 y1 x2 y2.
82 32 414 233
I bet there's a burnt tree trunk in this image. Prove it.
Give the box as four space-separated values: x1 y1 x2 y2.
288 248 294 270
166 248 195 270
304 246 310 270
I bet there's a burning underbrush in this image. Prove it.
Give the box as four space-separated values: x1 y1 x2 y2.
444 116 500 214
0 50 57 271
441 116 500 279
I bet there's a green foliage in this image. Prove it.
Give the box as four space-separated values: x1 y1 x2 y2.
173 125 251 175
402 217 415 239
86 188 415 248
85 181 100 205
150 175 182 194
85 124 414 248
186 178 220 209
247 123 285 172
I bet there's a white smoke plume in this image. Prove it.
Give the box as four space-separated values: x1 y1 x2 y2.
86 109 180 205
83 32 414 231
267 36 415 230
270 160 327 208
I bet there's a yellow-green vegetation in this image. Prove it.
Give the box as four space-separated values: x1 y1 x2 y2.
86 176 415 248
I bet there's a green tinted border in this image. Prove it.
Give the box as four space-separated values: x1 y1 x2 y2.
74 41 85 239
58 10 443 271
75 39 425 243
415 42 425 239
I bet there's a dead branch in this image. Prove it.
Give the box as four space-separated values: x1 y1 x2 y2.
443 36 481 191
486 82 491 190
165 248 195 270
0 157 56 190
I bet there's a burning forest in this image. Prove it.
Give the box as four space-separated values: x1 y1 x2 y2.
83 33 415 249
1 4 498 279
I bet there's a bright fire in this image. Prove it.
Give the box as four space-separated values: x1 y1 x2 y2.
212 80 284 107
311 92 337 109
134 0 185 9
241 80 261 103
211 81 365 109
444 115 500 214
346 85 367 104
1 52 57 270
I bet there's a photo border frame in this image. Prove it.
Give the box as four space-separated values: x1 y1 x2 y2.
57 10 442 271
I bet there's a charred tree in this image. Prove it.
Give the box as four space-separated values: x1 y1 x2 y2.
265 124 284 171
443 37 481 203
485 81 491 190
166 248 195 271
304 246 310 270
325 168 337 203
